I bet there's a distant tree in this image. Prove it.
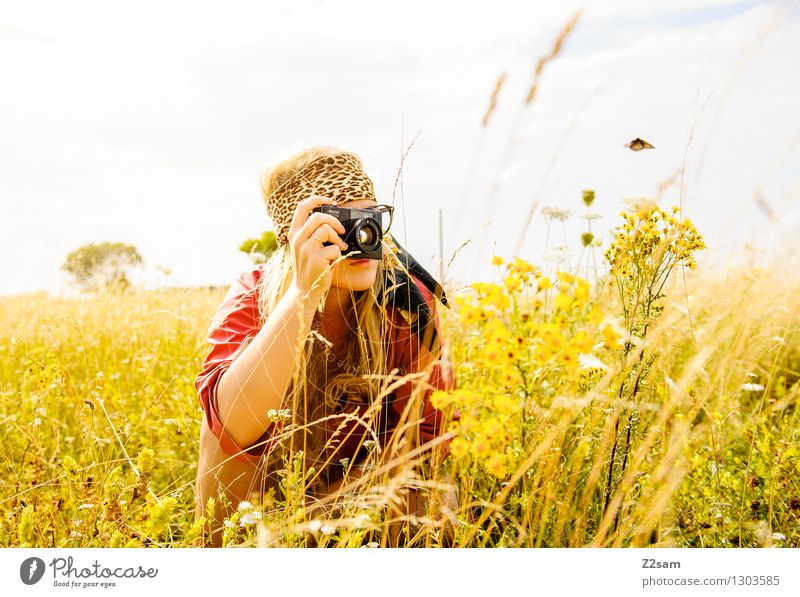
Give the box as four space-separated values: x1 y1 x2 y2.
239 230 277 264
61 241 143 292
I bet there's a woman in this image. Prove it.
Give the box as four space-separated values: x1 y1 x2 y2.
193 146 459 546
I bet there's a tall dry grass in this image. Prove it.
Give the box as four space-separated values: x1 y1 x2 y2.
1 235 798 547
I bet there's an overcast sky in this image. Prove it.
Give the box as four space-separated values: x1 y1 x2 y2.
1 0 798 297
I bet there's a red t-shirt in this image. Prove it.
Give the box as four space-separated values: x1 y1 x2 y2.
194 262 459 466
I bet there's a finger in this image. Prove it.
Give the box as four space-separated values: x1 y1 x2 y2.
287 195 334 244
303 222 348 251
298 224 332 256
317 244 344 264
300 212 346 239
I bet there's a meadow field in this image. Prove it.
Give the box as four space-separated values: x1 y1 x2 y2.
2 201 799 548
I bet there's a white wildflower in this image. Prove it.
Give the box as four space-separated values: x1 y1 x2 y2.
240 511 262 526
353 514 371 528
320 524 336 535
740 383 765 392
237 500 253 511
578 354 609 371
541 205 572 221
307 520 322 533
267 408 292 424
772 533 786 542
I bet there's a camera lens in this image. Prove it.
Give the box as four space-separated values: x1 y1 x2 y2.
353 219 381 251
357 226 375 245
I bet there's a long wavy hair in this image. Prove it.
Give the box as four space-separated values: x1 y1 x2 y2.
256 145 406 491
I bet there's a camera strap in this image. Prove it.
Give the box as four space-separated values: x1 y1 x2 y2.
379 235 449 356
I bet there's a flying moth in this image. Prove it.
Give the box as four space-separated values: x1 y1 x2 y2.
624 137 655 151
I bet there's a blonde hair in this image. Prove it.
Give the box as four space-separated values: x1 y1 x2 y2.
256 145 405 490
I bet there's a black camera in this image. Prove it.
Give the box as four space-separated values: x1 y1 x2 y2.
311 204 393 260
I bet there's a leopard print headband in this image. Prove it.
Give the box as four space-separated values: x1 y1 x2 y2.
265 151 377 247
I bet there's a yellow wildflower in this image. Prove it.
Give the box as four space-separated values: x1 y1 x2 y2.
456 301 481 326
556 271 575 286
501 368 522 386
456 390 482 408
553 314 569 327
485 320 510 343
635 200 657 221
485 291 510 310
493 428 513 446
431 390 454 410
575 279 589 305
483 342 502 364
533 343 552 364
555 293 573 312
560 347 581 375
454 295 471 309
471 438 492 459
510 257 535 275
492 393 518 415
450 437 470 458
503 273 521 293
602 325 621 349
471 281 498 296
570 330 594 354
482 417 503 438
486 454 508 478
504 346 518 363
540 324 564 352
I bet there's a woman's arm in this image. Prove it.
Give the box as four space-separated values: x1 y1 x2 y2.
214 282 318 451
214 195 348 451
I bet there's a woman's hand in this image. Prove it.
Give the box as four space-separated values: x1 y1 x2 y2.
287 195 349 303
